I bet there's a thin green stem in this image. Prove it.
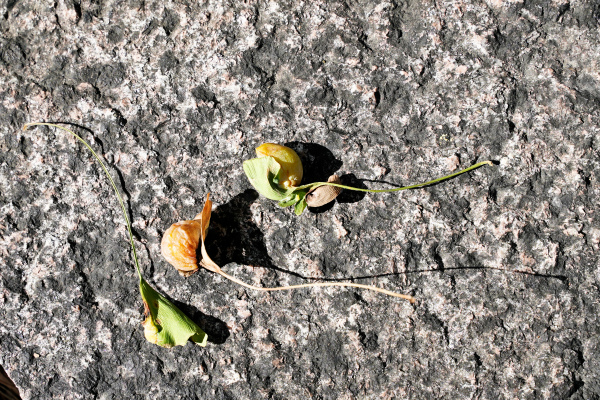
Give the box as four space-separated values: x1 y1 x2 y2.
23 122 144 282
295 160 493 193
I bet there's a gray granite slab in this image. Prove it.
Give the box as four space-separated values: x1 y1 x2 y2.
1 0 599 398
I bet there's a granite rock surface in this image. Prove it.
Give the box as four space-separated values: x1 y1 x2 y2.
1 0 600 399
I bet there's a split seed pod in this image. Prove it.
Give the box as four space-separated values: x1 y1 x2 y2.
161 194 221 276
305 175 343 207
255 143 303 188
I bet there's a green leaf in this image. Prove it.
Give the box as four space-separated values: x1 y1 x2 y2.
278 194 299 208
243 156 295 201
140 278 207 348
294 197 308 216
277 189 308 209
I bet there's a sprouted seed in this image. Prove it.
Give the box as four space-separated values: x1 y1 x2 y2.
244 143 493 215
23 122 207 348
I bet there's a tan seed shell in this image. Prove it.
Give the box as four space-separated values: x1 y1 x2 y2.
306 175 343 207
161 218 202 276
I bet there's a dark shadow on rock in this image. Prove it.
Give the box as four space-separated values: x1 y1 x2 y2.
206 190 417 283
406 265 569 282
168 298 230 345
306 198 336 214
336 266 568 283
205 189 311 280
284 141 343 184
335 173 368 204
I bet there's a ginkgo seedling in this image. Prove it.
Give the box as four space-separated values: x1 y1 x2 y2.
22 122 207 348
161 193 416 302
243 143 493 215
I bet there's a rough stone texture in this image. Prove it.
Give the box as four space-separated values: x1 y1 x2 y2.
1 0 599 399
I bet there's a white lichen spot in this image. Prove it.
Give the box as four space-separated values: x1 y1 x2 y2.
222 367 242 385
332 216 347 239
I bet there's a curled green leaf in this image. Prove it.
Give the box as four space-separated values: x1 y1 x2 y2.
243 156 296 201
140 278 207 348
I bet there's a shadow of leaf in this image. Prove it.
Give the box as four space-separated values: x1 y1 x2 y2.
168 298 230 345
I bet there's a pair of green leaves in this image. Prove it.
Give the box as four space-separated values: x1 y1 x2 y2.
243 156 308 215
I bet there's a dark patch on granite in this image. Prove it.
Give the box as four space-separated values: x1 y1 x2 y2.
159 51 178 74
81 63 127 90
0 37 27 70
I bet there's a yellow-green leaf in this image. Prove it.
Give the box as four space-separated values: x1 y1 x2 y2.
243 156 295 201
140 278 207 348
294 197 308 215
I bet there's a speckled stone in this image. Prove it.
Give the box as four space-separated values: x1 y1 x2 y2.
1 0 599 399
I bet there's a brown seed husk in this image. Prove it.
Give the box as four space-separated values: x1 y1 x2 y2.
161 193 219 276
161 219 203 276
306 175 343 207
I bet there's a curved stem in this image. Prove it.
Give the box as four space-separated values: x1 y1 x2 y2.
216 269 416 303
23 122 144 282
295 160 493 193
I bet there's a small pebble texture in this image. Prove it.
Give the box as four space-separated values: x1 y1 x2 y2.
1 1 599 399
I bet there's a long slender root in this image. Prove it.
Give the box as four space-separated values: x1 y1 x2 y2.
217 269 416 303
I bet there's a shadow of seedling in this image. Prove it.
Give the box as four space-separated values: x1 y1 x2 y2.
336 173 368 204
206 189 415 282
284 141 342 182
205 189 312 281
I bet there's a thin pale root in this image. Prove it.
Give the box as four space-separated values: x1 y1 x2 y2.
216 269 416 303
